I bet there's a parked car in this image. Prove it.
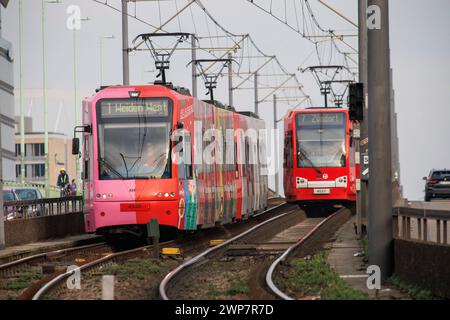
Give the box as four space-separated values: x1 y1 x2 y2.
14 188 44 217
423 169 450 202
2 189 20 220
13 188 43 201
2 188 45 219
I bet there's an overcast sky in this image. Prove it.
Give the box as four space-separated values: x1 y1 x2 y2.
1 0 449 200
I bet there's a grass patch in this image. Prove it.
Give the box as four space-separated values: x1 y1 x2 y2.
206 286 221 299
101 259 169 280
286 252 368 300
388 274 435 300
0 269 42 291
225 275 249 296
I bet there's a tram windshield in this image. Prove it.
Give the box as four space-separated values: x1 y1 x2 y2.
296 112 347 168
96 98 172 180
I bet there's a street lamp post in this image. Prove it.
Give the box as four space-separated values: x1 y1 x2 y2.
121 0 130 85
73 16 89 194
19 0 25 183
42 0 62 198
99 35 115 86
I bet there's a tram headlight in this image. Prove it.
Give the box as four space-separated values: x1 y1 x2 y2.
335 176 348 188
296 177 308 189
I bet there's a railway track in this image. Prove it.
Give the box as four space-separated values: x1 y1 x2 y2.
32 240 177 300
31 201 289 300
159 205 351 300
266 208 349 300
0 242 115 300
0 242 111 275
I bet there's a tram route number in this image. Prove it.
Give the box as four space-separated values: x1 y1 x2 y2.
175 304 274 318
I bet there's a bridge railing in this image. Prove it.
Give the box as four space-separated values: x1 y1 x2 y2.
3 180 67 198
393 206 450 245
3 196 83 221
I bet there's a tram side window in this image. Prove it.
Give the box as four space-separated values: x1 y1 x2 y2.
84 136 89 180
234 141 239 176
177 132 193 180
284 131 293 168
244 138 250 176
184 133 193 180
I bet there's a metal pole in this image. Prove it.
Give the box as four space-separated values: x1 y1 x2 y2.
367 0 393 280
73 29 80 193
122 0 130 85
359 0 369 232
191 34 197 97
390 68 400 203
0 112 4 249
19 0 25 184
100 37 103 86
228 53 233 107
42 0 49 197
355 122 362 235
254 73 258 116
273 94 279 196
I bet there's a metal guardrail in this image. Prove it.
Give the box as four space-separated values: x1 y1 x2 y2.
393 206 450 245
3 196 83 221
3 181 65 198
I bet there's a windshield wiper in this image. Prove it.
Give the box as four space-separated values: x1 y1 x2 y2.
98 157 125 179
119 153 130 179
298 148 322 175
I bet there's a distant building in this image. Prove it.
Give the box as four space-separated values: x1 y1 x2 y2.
14 117 76 187
0 7 16 182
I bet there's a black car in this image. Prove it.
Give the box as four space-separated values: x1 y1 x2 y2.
423 169 450 202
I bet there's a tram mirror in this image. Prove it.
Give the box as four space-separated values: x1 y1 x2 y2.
72 138 80 155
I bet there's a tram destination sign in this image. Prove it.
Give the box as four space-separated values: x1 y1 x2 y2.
298 112 345 126
100 99 170 118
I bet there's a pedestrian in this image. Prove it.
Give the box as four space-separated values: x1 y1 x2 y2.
70 179 77 196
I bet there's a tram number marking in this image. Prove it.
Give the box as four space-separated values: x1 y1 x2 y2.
120 203 151 212
313 188 330 195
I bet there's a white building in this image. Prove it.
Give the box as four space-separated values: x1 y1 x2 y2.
0 4 16 182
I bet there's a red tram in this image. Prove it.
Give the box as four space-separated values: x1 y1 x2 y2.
283 107 357 206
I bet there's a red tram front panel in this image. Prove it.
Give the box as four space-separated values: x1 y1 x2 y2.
283 108 356 205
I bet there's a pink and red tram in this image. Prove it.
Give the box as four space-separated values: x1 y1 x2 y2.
79 84 268 236
283 107 357 207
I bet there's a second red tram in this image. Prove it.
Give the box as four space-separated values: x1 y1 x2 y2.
283 107 357 206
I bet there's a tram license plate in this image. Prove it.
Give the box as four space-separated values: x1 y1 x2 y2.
120 203 151 212
313 188 330 195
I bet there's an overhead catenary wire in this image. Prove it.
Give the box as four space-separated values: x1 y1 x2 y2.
246 0 358 79
91 0 311 108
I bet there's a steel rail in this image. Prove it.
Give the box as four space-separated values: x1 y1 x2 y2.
32 240 176 300
0 242 107 272
265 207 347 300
159 202 289 300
